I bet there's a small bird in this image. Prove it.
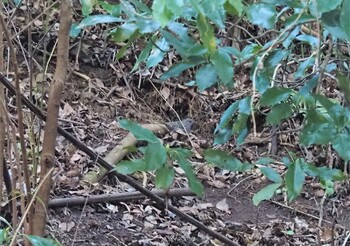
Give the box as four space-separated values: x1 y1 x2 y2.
165 118 195 132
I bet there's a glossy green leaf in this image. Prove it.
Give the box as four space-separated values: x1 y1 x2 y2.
132 37 155 72
253 183 281 206
195 64 218 91
161 62 198 80
299 75 319 96
283 26 301 48
204 149 243 171
111 23 138 42
215 101 239 133
27 235 61 246
336 72 350 104
301 162 319 177
145 142 167 170
332 133 350 161
197 14 216 54
296 34 319 48
266 103 293 125
226 0 244 16
321 9 349 40
202 0 226 29
114 159 146 174
236 127 249 146
152 0 173 27
135 18 161 33
312 94 337 112
239 96 251 115
309 0 342 17
285 159 305 201
78 15 123 28
81 0 97 16
295 57 315 79
214 127 233 145
256 157 276 165
170 148 204 196
340 0 350 40
232 113 249 134
115 31 139 60
260 167 283 183
264 49 289 67
99 1 121 16
146 38 169 68
246 3 276 29
118 119 159 143
155 165 175 189
317 166 344 181
300 122 335 145
260 87 293 106
210 48 234 87
70 23 82 38
0 229 4 245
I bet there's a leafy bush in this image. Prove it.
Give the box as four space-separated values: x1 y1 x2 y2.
75 0 350 204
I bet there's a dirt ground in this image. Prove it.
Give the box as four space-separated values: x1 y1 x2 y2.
42 62 350 245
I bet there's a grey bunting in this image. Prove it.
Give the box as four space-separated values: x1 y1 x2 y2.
165 118 195 132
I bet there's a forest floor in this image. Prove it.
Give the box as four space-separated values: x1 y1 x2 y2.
41 60 350 245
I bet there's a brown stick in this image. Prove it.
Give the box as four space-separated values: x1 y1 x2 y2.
32 0 72 236
49 188 195 208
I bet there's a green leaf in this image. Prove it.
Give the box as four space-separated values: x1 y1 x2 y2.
312 94 337 112
210 48 234 88
70 23 82 38
296 34 319 48
169 148 204 196
253 183 281 206
295 57 315 79
78 15 123 29
317 167 344 181
256 157 276 165
201 0 226 29
214 127 233 145
260 87 293 106
301 162 319 177
264 49 289 67
204 149 243 171
195 64 218 91
197 13 216 54
161 62 198 80
145 142 167 170
215 101 239 133
114 159 146 174
336 72 350 104
81 0 97 16
321 9 349 40
131 37 155 72
260 167 283 183
135 18 161 34
155 165 175 189
115 31 139 60
299 74 319 96
332 133 350 161
152 0 174 27
285 159 305 201
340 0 350 40
236 127 249 146
226 0 244 16
99 1 121 16
238 96 251 115
0 229 5 245
146 38 169 68
27 235 61 246
300 122 335 145
110 23 138 42
246 3 276 29
309 0 342 17
266 103 293 125
118 119 159 143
